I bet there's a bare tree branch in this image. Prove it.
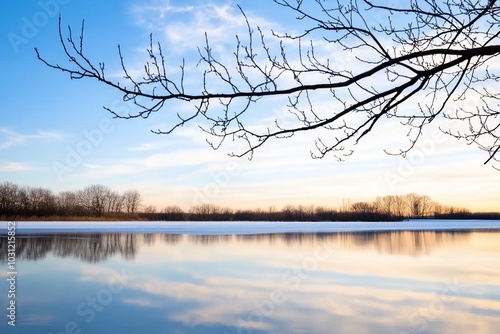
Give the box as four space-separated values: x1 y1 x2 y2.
36 0 500 166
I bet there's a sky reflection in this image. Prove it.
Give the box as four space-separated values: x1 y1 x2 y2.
0 231 499 334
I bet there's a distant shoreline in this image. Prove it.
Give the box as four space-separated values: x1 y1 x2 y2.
1 219 500 235
1 211 500 222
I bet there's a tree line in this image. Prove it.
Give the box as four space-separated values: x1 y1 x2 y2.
2 181 495 221
144 194 473 222
0 182 141 219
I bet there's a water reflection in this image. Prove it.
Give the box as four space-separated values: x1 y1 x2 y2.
0 230 499 334
0 234 138 263
0 230 472 263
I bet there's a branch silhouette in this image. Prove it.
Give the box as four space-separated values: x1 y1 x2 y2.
36 0 500 165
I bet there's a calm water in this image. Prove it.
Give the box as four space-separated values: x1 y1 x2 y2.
1 230 500 334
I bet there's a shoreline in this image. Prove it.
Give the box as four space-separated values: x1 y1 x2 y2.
1 219 500 235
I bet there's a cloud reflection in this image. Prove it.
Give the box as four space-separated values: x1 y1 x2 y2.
3 231 499 334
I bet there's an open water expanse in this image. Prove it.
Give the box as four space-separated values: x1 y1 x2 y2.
1 221 500 333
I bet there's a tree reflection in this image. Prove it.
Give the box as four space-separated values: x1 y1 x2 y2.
188 234 233 245
0 230 474 263
333 231 471 256
143 233 156 245
233 231 471 255
0 233 138 263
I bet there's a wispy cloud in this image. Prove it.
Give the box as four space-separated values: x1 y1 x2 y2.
79 146 222 178
0 162 33 172
130 0 195 31
84 163 135 176
131 1 277 53
0 128 62 149
122 298 162 308
129 142 163 151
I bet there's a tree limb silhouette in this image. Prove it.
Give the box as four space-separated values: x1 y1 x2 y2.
36 0 500 165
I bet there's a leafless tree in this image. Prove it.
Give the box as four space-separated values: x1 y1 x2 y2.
56 191 79 215
443 205 471 214
123 189 142 214
160 205 185 220
0 182 19 216
418 195 434 217
15 187 30 215
190 203 222 216
26 187 54 216
78 184 112 216
105 191 124 213
162 205 184 214
0 182 149 218
281 204 296 220
392 195 408 219
351 201 376 214
36 0 500 166
374 195 395 216
340 199 352 213
400 193 435 218
142 205 157 214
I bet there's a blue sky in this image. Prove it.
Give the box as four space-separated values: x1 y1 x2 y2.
0 0 499 211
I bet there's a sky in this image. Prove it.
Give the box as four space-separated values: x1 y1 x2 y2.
0 0 499 212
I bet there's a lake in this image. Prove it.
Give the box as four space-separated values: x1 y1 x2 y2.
1 222 500 333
